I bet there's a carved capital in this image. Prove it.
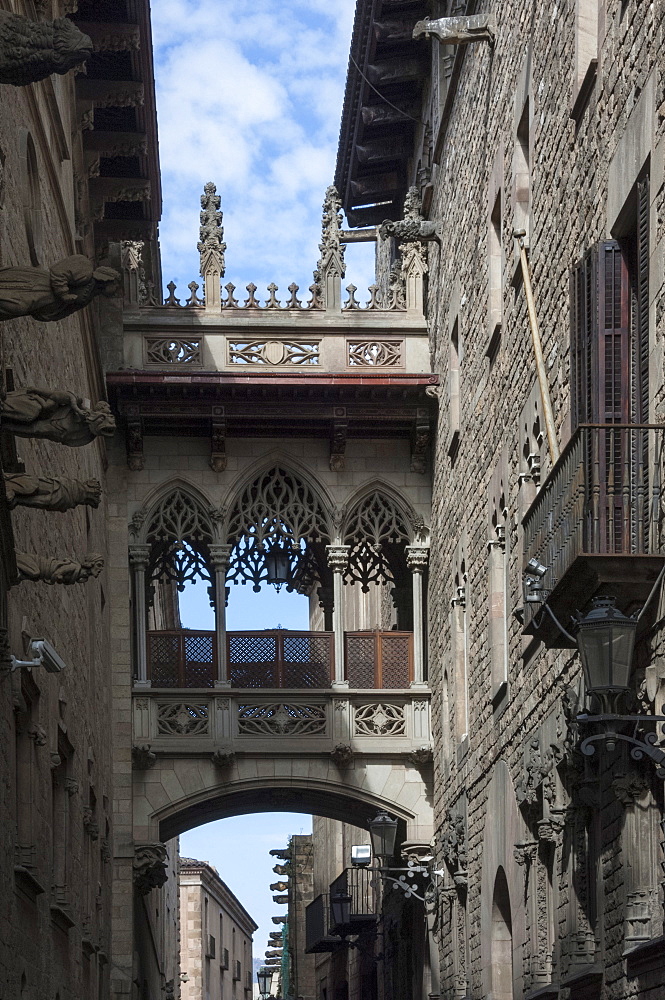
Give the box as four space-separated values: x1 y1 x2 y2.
133 843 169 895
128 545 151 572
326 544 350 574
406 545 429 573
513 840 538 867
209 544 232 572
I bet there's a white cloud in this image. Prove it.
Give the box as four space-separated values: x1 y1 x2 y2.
151 0 375 299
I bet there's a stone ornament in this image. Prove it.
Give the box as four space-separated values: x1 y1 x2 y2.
131 744 157 770
412 13 495 46
379 187 440 244
0 11 92 86
211 747 236 768
1 388 115 447
409 744 433 766
198 181 226 279
16 551 104 585
5 473 101 511
133 843 169 895
330 743 354 767
0 255 119 322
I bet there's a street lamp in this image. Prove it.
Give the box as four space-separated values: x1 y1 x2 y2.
368 811 398 863
264 537 292 592
330 889 352 929
574 596 638 713
257 966 274 999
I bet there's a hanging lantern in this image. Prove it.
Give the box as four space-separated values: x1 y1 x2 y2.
368 811 398 862
264 537 292 592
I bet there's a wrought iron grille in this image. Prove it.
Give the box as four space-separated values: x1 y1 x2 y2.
345 631 413 688
329 868 377 931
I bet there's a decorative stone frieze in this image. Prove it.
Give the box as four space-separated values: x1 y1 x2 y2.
354 703 405 737
133 843 169 895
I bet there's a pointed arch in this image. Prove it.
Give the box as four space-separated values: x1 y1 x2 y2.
225 462 332 591
342 482 418 591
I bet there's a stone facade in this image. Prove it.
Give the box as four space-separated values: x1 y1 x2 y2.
179 857 257 1000
335 0 665 997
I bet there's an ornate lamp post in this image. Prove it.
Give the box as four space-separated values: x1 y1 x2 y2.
368 812 443 902
573 595 665 776
257 966 274 999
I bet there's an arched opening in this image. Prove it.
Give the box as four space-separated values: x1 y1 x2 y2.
490 867 514 1000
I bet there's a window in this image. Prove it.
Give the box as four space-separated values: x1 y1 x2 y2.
488 188 503 361
571 0 599 122
451 560 468 744
491 868 514 1000
489 459 509 705
513 100 530 245
448 318 461 458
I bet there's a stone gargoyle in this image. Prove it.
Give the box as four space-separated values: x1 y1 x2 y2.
0 11 92 87
379 186 442 243
16 551 104 585
4 473 101 511
1 387 115 447
412 14 495 46
0 255 119 323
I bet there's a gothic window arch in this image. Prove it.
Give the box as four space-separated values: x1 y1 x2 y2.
226 466 331 591
343 489 412 591
144 487 215 600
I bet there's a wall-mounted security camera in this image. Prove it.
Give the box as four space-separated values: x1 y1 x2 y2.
10 638 66 674
351 845 372 867
523 558 549 605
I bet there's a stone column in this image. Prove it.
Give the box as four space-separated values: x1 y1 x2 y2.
326 545 350 687
129 545 151 688
406 546 429 687
210 544 232 687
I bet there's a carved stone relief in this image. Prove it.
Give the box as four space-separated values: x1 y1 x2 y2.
5 473 101 511
353 703 405 737
237 703 327 737
156 703 209 736
0 256 119 321
1 388 115 447
0 11 92 86
133 843 169 895
16 551 103 585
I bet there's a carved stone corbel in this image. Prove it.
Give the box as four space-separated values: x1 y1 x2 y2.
330 409 347 471
16 551 104 585
131 744 157 770
210 406 226 472
411 409 430 473
211 747 236 768
125 405 144 471
133 843 169 895
330 743 354 767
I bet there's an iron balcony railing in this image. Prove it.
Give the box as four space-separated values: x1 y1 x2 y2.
146 629 413 689
328 867 378 935
522 424 664 629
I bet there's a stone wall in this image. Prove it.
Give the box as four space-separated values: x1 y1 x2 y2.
0 11 116 1000
416 0 665 996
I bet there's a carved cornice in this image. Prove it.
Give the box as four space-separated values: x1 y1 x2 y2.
75 21 140 52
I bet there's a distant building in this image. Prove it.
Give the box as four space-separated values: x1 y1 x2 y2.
179 857 258 1000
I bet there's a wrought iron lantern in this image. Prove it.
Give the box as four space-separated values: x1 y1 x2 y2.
574 596 638 712
368 811 398 862
257 966 274 998
264 537 291 592
330 889 352 929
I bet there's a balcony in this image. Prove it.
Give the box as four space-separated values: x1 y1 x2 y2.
522 425 665 646
305 893 345 954
329 868 377 935
146 629 414 689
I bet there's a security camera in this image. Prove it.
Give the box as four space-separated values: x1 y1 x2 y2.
351 845 372 867
525 558 547 578
10 638 65 674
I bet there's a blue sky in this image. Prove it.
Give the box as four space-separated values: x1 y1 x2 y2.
152 0 374 302
155 3 367 957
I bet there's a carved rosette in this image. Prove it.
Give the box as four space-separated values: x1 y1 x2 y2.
133 843 169 895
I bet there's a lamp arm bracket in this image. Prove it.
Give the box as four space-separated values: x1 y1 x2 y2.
576 713 665 724
579 731 665 779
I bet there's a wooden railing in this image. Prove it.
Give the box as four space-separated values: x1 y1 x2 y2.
146 629 414 689
522 424 664 627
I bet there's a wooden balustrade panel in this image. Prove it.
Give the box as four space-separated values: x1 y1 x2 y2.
147 632 181 687
344 631 412 688
228 633 278 687
147 630 215 687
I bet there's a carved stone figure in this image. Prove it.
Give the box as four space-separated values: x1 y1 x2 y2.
16 551 104 585
131 744 157 770
330 743 354 767
2 388 115 446
133 843 169 895
379 186 441 243
0 11 92 86
5 473 101 511
412 14 495 46
0 255 119 322
211 747 236 768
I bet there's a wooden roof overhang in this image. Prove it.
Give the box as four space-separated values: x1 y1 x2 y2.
107 370 438 473
107 370 438 439
72 0 161 250
334 0 430 228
